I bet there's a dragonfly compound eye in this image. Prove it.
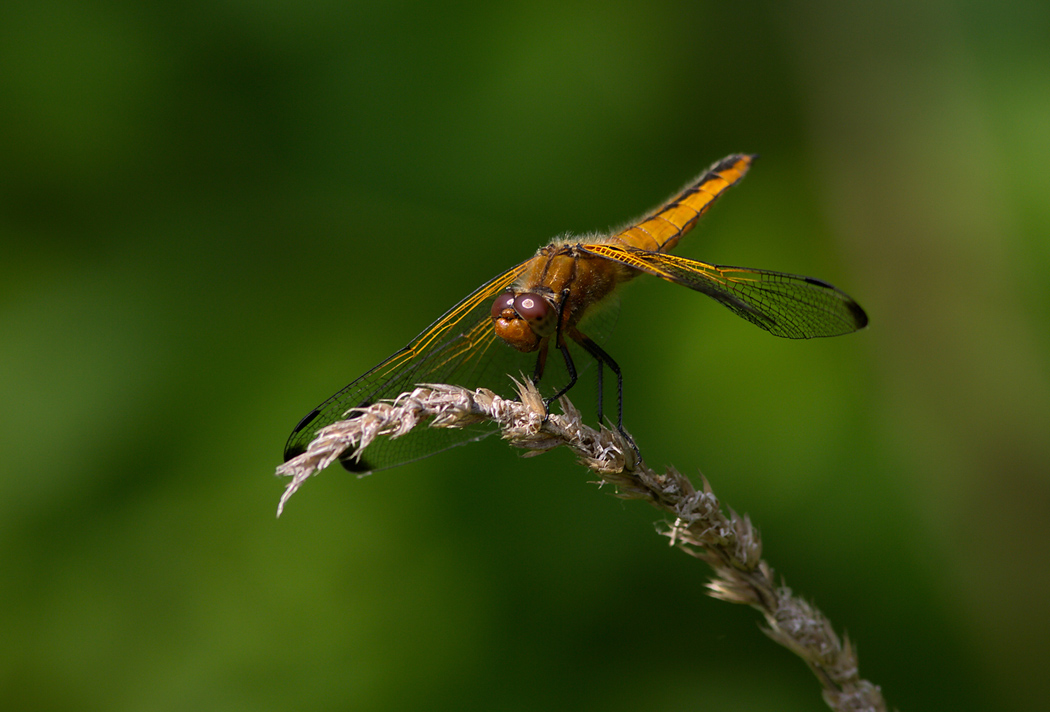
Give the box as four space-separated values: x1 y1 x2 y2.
512 293 547 320
490 293 516 320
492 292 541 352
514 293 556 336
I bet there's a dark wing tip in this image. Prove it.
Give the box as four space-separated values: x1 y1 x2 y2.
846 297 869 330
284 441 373 473
283 407 321 461
801 275 869 333
339 451 373 474
290 408 321 435
284 399 378 465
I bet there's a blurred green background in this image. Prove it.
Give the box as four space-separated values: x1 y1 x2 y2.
3 1 1048 710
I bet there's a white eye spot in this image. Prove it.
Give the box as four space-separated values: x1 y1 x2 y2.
520 298 535 309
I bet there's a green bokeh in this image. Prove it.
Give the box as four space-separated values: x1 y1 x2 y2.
3 1 1048 710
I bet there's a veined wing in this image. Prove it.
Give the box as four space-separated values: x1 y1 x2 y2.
580 243 868 339
284 261 533 473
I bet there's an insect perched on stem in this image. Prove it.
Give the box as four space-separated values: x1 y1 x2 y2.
284 155 867 472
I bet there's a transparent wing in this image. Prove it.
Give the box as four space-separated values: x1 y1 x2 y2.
579 243 868 339
283 262 534 472
283 260 619 474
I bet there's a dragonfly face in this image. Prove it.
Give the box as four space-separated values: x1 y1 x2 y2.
491 289 558 352
284 154 868 473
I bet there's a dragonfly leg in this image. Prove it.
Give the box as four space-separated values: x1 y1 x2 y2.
531 340 550 385
542 289 579 411
573 332 641 463
544 336 578 407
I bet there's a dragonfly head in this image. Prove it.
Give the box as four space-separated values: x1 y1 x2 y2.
491 290 557 352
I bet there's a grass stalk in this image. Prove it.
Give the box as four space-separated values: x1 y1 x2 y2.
276 381 889 712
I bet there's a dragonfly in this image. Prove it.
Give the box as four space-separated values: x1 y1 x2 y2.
284 154 867 473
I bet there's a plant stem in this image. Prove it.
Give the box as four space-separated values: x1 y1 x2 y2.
276 382 889 712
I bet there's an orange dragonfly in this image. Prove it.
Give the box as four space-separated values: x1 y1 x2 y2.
284 155 867 472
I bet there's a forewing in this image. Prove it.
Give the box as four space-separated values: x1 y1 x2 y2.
284 262 534 472
580 244 868 339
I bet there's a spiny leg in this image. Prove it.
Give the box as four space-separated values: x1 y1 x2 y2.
573 332 640 462
544 335 578 407
572 334 623 430
542 288 578 411
531 339 550 385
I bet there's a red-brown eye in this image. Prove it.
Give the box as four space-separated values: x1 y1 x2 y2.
513 293 549 321
491 293 516 319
